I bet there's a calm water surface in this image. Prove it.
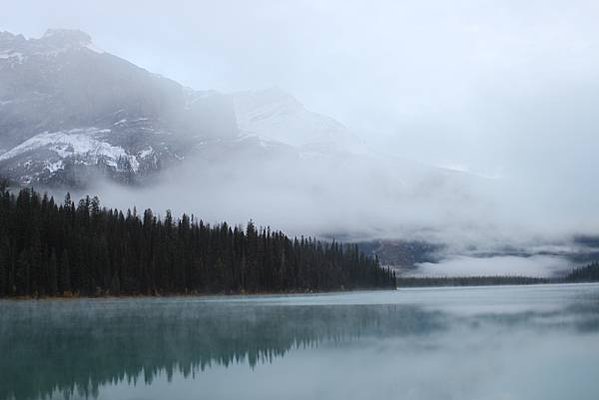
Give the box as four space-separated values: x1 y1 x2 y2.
1 283 599 400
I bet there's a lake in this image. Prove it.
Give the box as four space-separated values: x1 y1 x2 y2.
1 283 599 400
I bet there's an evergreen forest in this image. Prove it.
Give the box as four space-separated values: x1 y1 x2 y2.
0 184 396 297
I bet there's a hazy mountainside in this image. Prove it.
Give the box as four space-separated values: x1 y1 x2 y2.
231 87 365 152
357 240 445 272
0 28 504 268
2 29 594 278
359 236 599 276
0 29 236 186
0 29 371 187
0 28 463 187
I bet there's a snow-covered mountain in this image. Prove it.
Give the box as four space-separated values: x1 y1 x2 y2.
0 29 237 186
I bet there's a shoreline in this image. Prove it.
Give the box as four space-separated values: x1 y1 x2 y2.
3 281 599 301
0 287 396 301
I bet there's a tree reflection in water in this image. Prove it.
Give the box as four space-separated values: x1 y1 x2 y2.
1 289 598 400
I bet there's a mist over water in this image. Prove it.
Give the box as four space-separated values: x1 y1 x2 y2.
2 284 599 400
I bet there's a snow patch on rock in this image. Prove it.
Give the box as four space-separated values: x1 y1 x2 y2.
45 160 64 173
138 147 154 159
0 128 140 172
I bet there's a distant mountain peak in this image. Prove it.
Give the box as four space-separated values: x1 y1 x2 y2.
38 28 104 55
230 87 365 151
0 31 26 49
0 31 21 40
0 28 104 60
232 87 304 114
42 28 93 46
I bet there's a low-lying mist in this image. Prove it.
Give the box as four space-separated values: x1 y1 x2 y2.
55 135 598 277
11 0 599 278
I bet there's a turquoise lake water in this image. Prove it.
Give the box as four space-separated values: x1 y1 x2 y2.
1 283 598 400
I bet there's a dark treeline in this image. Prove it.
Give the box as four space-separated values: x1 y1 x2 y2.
396 275 549 288
564 261 599 282
0 184 395 297
397 262 599 288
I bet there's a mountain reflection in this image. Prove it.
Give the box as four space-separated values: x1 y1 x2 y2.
0 291 598 400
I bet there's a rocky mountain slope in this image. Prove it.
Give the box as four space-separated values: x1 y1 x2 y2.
0 29 372 187
0 29 236 186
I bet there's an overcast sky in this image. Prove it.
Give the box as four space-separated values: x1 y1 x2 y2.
5 0 599 249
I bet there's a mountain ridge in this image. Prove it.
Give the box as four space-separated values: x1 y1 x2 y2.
0 28 237 186
1 28 370 186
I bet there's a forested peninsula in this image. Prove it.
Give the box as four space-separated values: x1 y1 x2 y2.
0 184 396 298
396 262 599 287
